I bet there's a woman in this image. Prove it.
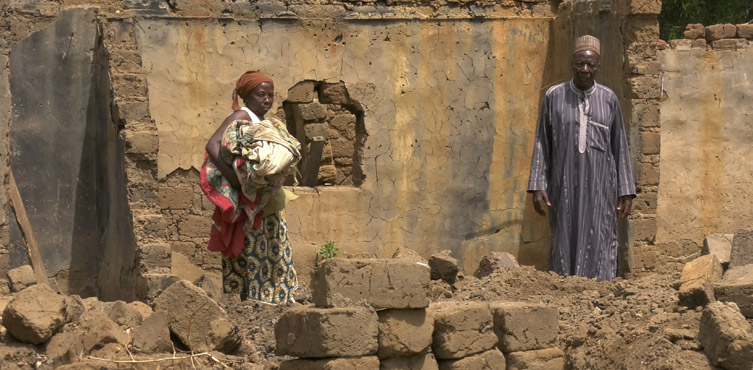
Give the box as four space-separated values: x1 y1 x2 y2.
201 70 298 304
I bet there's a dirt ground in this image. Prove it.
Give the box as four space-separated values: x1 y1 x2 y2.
224 266 724 370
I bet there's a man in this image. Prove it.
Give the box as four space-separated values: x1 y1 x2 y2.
527 35 636 281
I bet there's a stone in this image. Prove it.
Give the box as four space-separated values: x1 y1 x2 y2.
437 348 506 370
640 131 660 155
691 39 707 49
159 185 193 209
64 295 86 324
7 265 35 292
678 254 723 307
304 123 330 140
79 310 129 353
300 102 327 121
706 24 738 41
123 130 158 154
153 280 241 353
378 309 434 358
505 348 566 370
381 353 439 370
698 302 753 369
279 356 380 370
287 80 317 103
275 305 378 358
127 300 153 321
624 0 661 15
730 230 753 269
195 273 222 302
392 248 429 265
137 243 171 271
46 330 85 368
429 250 459 285
430 301 497 360
2 284 66 344
105 300 144 328
312 258 430 310
714 265 753 317
684 24 705 39
131 311 172 354
739 24 753 40
474 252 519 278
669 39 692 50
319 82 350 104
712 39 739 51
702 234 733 267
490 301 558 352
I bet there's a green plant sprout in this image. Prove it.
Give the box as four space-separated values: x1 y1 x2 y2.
315 241 340 272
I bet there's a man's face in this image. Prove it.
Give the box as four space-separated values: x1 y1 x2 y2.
572 50 600 89
244 82 274 118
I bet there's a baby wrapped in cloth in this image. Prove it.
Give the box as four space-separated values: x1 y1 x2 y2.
201 117 301 258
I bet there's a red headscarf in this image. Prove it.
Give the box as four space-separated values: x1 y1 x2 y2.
231 70 274 111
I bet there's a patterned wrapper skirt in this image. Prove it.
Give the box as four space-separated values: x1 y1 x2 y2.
221 212 297 304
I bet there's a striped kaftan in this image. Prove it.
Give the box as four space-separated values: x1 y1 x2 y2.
527 80 636 281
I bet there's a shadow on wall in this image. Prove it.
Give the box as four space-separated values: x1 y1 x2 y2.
7 9 140 300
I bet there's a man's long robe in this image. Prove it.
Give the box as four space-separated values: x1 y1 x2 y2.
527 80 636 281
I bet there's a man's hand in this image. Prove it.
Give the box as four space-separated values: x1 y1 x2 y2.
617 195 633 219
532 190 551 216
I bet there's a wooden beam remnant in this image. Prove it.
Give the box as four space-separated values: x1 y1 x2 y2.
8 171 49 286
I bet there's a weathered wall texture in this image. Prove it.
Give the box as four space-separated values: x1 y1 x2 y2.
0 0 664 298
139 0 652 279
657 33 753 265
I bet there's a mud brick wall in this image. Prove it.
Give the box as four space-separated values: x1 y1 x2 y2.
655 24 753 269
0 0 668 299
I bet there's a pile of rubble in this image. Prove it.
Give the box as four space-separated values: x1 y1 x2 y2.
676 230 753 369
0 270 255 369
275 253 563 369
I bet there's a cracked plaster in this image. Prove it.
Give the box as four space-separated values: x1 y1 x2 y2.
138 14 624 275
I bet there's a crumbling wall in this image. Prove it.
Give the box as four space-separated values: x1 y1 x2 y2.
656 24 753 266
139 0 659 281
0 0 664 295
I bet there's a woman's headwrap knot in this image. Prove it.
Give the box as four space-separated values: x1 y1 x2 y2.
232 71 274 111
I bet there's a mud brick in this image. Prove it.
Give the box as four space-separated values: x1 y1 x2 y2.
274 305 378 358
429 301 497 359
505 348 565 370
702 234 733 267
287 81 316 103
304 123 330 140
137 243 171 270
319 82 350 104
300 102 327 121
730 230 753 269
715 265 753 318
684 24 705 39
629 76 660 99
123 130 158 154
640 131 660 155
279 356 379 370
624 0 661 15
669 39 692 50
739 24 753 40
429 250 459 285
381 353 439 370
706 24 737 41
678 255 723 307
312 258 429 310
159 185 193 209
437 348 505 370
692 39 707 49
490 301 558 352
712 39 739 51
378 309 434 358
698 302 753 369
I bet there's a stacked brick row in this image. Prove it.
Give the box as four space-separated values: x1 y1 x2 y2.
669 23 753 51
275 258 563 369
